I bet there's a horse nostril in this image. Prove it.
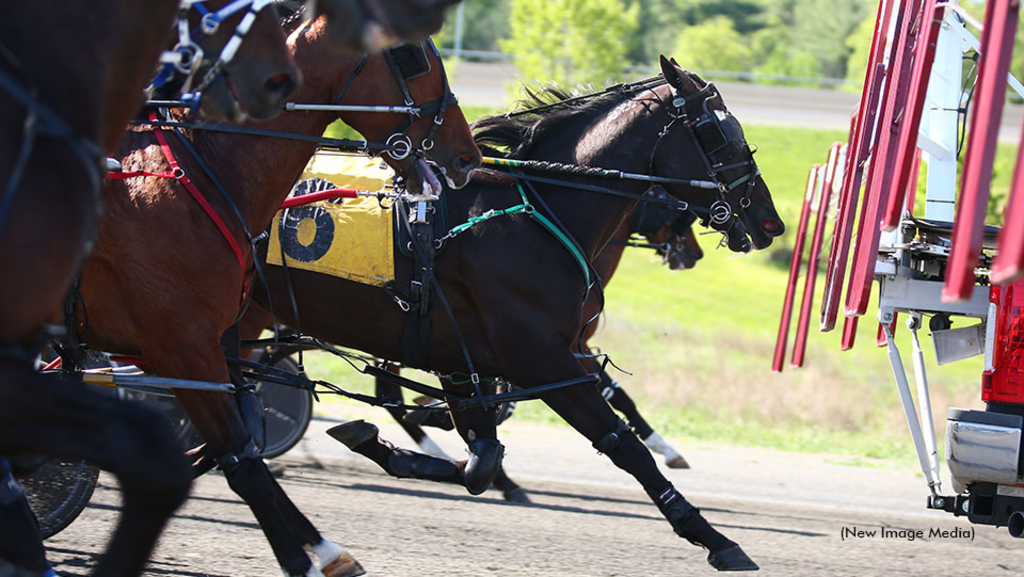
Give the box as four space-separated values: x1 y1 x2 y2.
455 153 481 173
762 219 782 235
264 73 298 100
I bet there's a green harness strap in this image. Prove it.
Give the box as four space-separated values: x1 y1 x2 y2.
444 183 592 297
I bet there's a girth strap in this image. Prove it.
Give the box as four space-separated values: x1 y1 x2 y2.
399 201 436 370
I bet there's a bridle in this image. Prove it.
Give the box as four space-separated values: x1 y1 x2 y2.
648 79 761 234
330 39 457 162
151 0 277 105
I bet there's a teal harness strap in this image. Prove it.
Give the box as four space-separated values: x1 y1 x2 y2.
726 167 760 191
443 183 592 298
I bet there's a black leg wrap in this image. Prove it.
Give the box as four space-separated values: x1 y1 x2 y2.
387 447 462 483
592 418 631 455
214 441 262 474
654 487 758 571
464 439 504 496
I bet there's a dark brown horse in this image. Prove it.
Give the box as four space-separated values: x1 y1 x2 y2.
314 0 462 53
373 189 705 499
255 57 783 571
0 1 301 575
74 19 480 577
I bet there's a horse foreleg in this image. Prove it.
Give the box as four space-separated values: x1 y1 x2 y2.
506 347 756 572
156 339 329 577
439 376 503 495
595 368 689 469
0 361 192 577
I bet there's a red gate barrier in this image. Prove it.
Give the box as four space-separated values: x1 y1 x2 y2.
819 0 896 333
845 0 925 319
792 143 842 368
881 0 943 231
772 165 821 372
944 0 1020 302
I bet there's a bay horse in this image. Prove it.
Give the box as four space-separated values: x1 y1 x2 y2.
73 17 480 577
0 1 302 575
372 188 706 500
254 57 783 571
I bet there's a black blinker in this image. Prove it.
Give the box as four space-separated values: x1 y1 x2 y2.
388 43 431 80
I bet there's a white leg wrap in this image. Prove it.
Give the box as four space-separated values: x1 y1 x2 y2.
304 536 348 570
417 436 453 460
643 432 682 461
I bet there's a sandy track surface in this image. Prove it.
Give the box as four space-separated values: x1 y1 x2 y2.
44 415 1024 576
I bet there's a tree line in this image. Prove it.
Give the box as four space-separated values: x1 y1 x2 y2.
436 0 876 92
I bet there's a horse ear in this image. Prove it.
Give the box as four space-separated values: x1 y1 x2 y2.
661 55 700 95
659 55 682 88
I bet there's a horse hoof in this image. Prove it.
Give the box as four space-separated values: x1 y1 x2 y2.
666 455 691 469
502 486 531 503
322 552 366 577
464 439 504 495
327 420 379 450
708 545 759 572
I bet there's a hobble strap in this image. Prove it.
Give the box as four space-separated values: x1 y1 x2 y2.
592 418 631 455
214 440 261 473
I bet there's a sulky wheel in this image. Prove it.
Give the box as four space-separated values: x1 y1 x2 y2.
255 355 312 459
158 354 312 459
19 458 100 539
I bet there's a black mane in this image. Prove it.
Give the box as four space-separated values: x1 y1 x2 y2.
472 84 648 160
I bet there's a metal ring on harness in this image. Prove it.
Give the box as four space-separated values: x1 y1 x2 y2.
386 134 413 160
173 42 203 75
710 200 732 226
201 12 220 34
739 196 752 209
421 138 434 152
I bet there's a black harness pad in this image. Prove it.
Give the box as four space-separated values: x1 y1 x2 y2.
388 43 431 80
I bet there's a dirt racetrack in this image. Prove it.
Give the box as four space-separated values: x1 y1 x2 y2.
45 414 1024 576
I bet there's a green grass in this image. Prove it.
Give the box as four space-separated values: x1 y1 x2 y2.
308 107 1017 466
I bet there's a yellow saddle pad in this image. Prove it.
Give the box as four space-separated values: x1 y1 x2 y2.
267 154 395 286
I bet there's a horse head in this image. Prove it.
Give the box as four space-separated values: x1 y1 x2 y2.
169 0 301 121
295 18 480 196
313 0 461 53
651 56 785 252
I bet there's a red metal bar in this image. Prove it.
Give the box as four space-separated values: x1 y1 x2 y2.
944 0 1020 302
845 0 925 318
792 144 842 368
821 0 897 333
772 165 821 372
41 357 62 371
279 188 360 209
991 119 1024 284
882 0 943 231
841 315 859 350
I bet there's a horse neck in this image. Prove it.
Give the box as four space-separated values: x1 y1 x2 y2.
2 1 178 150
523 97 659 261
186 46 356 234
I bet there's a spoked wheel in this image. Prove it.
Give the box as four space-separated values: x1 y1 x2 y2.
19 458 100 539
256 356 312 459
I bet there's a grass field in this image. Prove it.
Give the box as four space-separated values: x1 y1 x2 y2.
313 104 1018 465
